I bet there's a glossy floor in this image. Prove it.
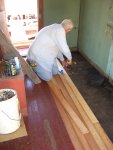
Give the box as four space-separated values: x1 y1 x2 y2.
0 78 74 150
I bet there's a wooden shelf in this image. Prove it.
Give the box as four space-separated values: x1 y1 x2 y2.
0 69 24 81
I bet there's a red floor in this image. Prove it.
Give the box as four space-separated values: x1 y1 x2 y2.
0 76 74 150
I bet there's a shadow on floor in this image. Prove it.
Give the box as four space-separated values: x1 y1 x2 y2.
67 51 113 142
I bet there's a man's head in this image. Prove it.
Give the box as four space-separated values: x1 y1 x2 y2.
61 19 74 33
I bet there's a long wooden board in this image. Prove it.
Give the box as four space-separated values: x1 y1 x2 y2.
47 61 113 150
53 94 84 150
57 74 108 150
48 80 89 134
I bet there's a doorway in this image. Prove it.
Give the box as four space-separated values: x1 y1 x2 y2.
5 0 38 44
5 0 39 56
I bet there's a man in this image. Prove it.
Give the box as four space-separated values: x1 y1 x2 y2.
27 19 74 81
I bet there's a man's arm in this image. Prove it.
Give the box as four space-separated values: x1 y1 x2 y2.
55 27 72 61
57 51 64 61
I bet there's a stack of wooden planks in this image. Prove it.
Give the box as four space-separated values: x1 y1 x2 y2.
48 66 113 150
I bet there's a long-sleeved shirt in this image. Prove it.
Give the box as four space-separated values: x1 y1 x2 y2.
27 23 72 71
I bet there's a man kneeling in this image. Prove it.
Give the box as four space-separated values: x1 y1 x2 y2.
27 19 74 81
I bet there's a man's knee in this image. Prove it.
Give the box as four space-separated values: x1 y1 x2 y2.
32 65 53 81
36 71 52 81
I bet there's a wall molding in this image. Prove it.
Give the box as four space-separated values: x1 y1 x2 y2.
78 49 113 86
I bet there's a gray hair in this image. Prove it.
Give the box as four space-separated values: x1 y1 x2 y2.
61 19 74 30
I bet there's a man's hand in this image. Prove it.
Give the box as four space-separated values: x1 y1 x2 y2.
61 60 72 67
67 60 72 65
61 60 68 67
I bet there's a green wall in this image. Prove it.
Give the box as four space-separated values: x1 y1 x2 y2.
78 0 112 74
43 0 80 48
43 0 113 80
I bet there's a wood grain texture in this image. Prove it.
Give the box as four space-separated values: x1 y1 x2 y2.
48 80 89 134
57 74 107 149
59 62 98 124
53 76 100 150
94 123 113 150
53 94 84 150
47 62 113 150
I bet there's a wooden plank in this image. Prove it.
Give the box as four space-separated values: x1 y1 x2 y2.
94 123 113 150
66 112 92 150
64 74 98 123
0 29 41 84
49 77 100 150
48 80 89 134
57 74 108 150
58 61 98 123
70 115 100 150
52 75 101 150
47 62 113 149
53 94 84 150
53 75 82 119
59 73 97 124
84 133 100 150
